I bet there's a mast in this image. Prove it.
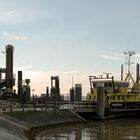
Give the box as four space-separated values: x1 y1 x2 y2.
121 64 123 81
124 50 135 83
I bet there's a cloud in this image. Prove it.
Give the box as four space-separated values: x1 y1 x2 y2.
13 68 90 96
1 32 29 41
62 70 79 74
0 10 15 18
133 53 140 62
0 10 16 23
13 67 125 96
101 54 122 60
14 65 33 72
8 11 14 15
0 6 48 25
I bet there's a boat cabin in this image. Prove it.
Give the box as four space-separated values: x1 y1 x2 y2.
87 79 131 102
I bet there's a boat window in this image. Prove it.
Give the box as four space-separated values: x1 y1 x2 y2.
108 82 112 88
112 96 115 100
115 83 118 87
123 83 129 88
118 96 120 100
107 96 109 100
118 83 121 88
115 83 121 88
126 83 129 87
93 83 97 88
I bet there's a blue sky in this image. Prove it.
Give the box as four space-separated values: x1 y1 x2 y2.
0 0 140 95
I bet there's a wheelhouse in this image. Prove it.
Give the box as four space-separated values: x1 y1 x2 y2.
86 80 130 102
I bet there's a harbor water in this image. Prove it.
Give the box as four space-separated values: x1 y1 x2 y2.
36 117 140 140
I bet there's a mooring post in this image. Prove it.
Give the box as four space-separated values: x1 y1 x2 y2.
10 103 13 113
97 82 105 118
33 102 36 111
45 101 47 111
22 103 25 112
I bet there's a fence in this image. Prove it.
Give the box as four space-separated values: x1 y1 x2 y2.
0 100 96 113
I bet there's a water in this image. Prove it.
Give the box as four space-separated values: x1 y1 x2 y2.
36 118 140 140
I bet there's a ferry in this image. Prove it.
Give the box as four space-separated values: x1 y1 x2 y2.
86 64 140 118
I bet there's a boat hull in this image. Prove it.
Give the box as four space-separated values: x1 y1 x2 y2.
77 102 140 119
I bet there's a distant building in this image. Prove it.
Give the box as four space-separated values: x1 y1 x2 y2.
70 87 74 102
75 84 82 102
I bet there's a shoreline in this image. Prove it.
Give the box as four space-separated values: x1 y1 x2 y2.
0 110 84 140
24 121 84 140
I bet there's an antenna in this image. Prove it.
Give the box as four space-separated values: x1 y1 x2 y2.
72 76 74 88
124 50 135 83
103 72 112 78
124 50 135 74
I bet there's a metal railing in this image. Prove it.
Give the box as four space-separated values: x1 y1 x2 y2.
0 101 97 113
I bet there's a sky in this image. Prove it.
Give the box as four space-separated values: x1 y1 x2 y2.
0 0 140 96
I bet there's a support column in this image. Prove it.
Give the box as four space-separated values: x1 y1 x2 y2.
5 45 14 93
97 82 105 118
18 71 22 100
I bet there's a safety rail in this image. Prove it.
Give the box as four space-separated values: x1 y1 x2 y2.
0 101 96 113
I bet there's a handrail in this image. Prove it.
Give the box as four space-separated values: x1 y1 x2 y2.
0 101 96 113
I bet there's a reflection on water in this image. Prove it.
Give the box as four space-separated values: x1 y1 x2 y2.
36 118 140 140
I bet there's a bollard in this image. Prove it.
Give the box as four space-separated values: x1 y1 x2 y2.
45 102 47 111
97 82 105 118
10 103 13 113
33 102 36 111
22 103 25 112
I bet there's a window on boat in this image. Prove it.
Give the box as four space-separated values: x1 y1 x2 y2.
115 83 119 87
126 83 129 87
123 83 129 88
104 88 106 93
107 96 109 100
108 82 112 88
93 83 97 88
112 96 115 100
118 96 120 100
115 83 121 88
120 96 125 100
109 96 112 100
